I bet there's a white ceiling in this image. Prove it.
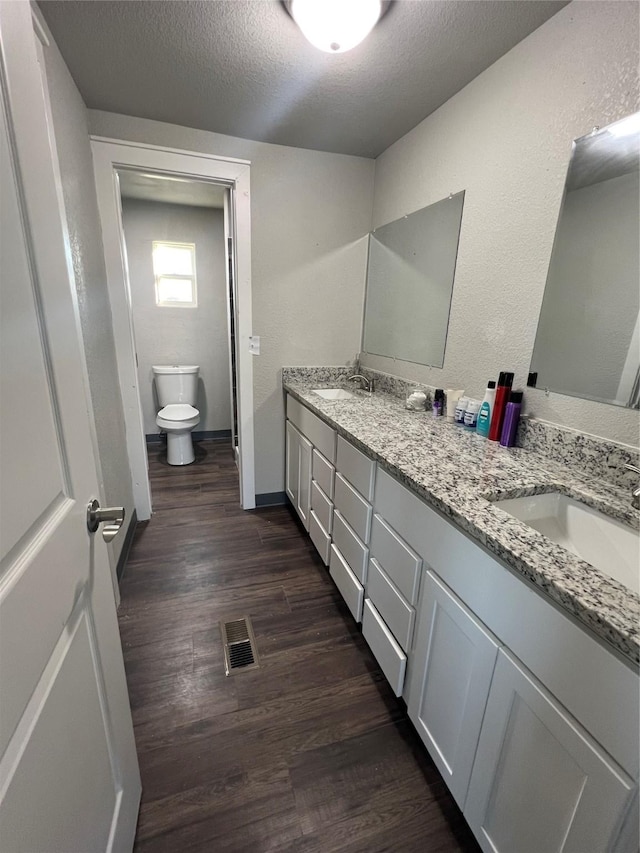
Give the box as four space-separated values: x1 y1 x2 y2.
39 0 569 159
118 170 226 208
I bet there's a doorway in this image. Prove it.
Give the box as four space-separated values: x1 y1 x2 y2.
91 139 255 517
117 174 235 493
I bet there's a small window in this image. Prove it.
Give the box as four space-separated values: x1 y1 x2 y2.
152 241 197 307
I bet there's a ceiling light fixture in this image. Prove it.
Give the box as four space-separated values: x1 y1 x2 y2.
285 0 390 54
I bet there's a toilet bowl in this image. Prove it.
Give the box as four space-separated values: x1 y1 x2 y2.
152 365 201 465
156 403 200 465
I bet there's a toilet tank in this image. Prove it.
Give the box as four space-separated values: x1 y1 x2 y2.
152 365 200 407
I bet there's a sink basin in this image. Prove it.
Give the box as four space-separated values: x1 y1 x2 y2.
312 388 356 400
495 492 639 594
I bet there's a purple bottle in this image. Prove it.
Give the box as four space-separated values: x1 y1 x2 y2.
500 391 523 447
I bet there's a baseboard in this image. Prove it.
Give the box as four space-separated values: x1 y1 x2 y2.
255 491 287 507
116 508 138 584
146 429 232 444
194 430 232 441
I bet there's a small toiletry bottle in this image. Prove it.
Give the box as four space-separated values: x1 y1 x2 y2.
476 381 496 438
488 372 514 441
445 390 464 421
432 389 444 417
454 396 469 426
500 391 523 447
463 399 481 430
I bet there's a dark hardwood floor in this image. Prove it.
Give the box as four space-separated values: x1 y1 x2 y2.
118 439 480 852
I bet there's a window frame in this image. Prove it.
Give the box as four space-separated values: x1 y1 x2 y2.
152 240 198 308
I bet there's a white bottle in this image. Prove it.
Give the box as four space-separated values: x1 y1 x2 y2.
476 381 497 438
445 390 465 421
464 399 481 430
454 396 470 426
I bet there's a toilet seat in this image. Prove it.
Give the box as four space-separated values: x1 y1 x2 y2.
157 403 199 421
156 403 200 433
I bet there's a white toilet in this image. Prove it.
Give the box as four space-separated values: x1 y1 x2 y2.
152 365 201 465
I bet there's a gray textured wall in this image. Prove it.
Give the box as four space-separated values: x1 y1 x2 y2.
364 1 640 447
42 38 135 567
89 110 375 495
121 199 231 435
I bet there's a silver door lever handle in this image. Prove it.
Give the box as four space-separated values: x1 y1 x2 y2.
86 499 125 543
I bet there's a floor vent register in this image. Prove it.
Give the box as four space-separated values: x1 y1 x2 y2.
220 616 260 675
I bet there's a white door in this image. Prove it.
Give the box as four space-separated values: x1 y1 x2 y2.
406 571 498 808
0 4 140 852
464 649 636 853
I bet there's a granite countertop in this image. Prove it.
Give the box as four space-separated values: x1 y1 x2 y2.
283 375 640 666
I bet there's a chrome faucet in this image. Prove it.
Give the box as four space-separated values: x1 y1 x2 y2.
348 373 374 395
624 464 640 509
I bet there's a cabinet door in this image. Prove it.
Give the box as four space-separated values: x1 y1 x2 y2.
285 420 300 507
465 649 637 853
285 421 312 530
407 571 499 808
297 432 312 530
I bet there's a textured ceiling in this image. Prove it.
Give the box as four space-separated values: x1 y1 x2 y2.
40 0 569 158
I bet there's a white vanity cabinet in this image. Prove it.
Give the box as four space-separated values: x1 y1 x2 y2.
376 465 640 851
464 648 637 853
282 392 639 851
285 395 336 539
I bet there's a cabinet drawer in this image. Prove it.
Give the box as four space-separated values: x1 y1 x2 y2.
287 395 336 462
311 480 333 534
312 448 335 500
329 545 364 623
367 558 414 652
332 510 368 584
309 510 331 566
334 473 372 544
370 514 422 604
336 435 375 501
362 599 407 697
374 467 436 561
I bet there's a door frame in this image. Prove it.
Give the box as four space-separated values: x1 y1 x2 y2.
91 138 256 517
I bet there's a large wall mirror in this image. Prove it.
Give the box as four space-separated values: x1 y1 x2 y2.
361 191 465 368
530 113 640 409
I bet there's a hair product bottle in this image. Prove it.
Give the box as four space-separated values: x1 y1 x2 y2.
476 380 496 438
500 391 523 447
488 372 514 441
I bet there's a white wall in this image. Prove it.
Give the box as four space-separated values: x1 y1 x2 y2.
42 36 135 567
121 199 231 435
365 0 640 447
532 171 639 405
89 110 375 495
